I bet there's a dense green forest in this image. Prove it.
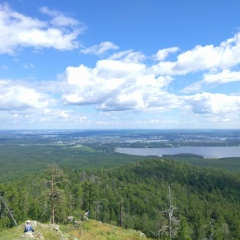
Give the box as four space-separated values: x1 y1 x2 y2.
2 142 240 183
0 144 143 182
1 157 240 239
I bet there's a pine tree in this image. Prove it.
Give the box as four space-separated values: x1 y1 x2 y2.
44 164 65 224
176 217 192 240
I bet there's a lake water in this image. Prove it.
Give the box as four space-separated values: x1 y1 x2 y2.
115 146 240 158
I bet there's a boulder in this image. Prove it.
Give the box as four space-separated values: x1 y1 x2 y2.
20 231 45 240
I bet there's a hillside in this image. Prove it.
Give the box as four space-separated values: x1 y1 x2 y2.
0 220 148 240
1 157 240 239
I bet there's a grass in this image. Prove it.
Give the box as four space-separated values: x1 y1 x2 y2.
0 220 150 240
0 221 66 240
74 220 148 240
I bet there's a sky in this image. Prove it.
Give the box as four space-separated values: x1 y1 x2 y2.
0 0 240 129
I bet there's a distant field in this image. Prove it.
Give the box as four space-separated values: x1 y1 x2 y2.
72 145 95 152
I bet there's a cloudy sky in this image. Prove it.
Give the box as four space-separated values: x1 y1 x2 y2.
1 0 240 129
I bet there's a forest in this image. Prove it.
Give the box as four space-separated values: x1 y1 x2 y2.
1 157 240 239
0 143 143 182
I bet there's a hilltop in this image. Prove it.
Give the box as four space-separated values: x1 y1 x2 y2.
0 220 148 240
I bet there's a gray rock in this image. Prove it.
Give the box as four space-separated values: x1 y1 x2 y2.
19 231 45 240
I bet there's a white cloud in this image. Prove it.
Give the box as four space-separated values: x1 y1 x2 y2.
0 80 49 110
182 69 240 93
154 47 179 61
152 32 240 75
109 50 146 63
184 92 240 115
0 103 88 127
39 109 87 123
1 17 240 129
80 41 119 55
180 81 203 93
203 70 240 84
39 7 79 27
0 3 83 54
62 52 179 112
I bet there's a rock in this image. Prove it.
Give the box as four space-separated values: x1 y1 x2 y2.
19 231 45 240
16 221 64 240
49 224 60 231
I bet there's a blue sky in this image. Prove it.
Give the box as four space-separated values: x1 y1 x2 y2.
1 0 240 129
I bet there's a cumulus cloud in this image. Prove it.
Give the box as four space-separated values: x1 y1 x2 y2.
0 80 49 110
184 92 240 114
62 48 240 121
182 69 240 92
0 78 88 127
80 41 119 55
62 51 178 111
0 3 83 54
203 70 240 84
62 32 240 117
152 32 240 75
1 12 240 129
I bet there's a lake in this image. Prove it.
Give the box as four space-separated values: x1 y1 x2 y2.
115 146 240 158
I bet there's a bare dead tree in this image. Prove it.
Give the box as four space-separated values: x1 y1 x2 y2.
152 224 168 239
161 186 178 240
154 186 178 240
119 198 124 228
94 200 102 221
209 219 215 240
0 192 17 226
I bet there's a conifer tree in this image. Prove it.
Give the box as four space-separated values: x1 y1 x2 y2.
44 164 65 224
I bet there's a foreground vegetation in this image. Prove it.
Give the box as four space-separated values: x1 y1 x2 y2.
0 219 148 240
1 157 240 239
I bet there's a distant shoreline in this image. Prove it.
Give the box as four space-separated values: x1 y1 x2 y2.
115 146 240 159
